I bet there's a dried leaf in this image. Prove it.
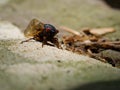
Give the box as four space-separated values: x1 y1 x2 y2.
61 26 120 68
89 28 115 36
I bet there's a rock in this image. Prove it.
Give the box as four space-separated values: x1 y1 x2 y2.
1 39 120 90
0 0 9 5
96 50 120 67
0 22 120 90
0 21 24 40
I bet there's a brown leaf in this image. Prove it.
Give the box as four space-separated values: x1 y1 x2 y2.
89 28 115 36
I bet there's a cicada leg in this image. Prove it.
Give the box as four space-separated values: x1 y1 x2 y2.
41 36 47 47
51 38 62 49
20 38 34 44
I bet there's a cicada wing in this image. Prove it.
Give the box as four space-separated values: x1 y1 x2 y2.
24 18 44 38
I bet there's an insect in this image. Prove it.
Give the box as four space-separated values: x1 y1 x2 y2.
21 19 61 48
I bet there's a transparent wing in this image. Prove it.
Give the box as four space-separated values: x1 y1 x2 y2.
24 18 44 37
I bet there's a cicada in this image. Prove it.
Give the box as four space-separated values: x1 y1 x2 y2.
21 19 60 48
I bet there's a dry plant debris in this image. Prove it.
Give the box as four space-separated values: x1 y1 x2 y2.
60 26 120 68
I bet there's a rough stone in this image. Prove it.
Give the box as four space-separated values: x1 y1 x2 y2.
0 21 24 40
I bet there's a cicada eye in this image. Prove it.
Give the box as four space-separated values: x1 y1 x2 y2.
44 24 56 33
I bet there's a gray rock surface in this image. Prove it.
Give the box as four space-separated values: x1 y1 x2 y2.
0 21 24 40
0 21 120 90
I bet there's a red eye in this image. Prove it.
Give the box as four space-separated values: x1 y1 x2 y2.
46 28 51 32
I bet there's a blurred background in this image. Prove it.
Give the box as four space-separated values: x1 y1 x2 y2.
0 0 120 38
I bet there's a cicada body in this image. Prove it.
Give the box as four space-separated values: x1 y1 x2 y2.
22 18 61 48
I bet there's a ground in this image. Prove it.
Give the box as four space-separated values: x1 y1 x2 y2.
0 0 120 90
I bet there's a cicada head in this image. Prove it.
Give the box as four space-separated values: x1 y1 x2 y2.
24 18 44 38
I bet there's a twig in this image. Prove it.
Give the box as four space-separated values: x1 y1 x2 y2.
81 42 120 51
60 26 81 36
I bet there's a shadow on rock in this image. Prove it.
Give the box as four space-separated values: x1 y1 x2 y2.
70 79 120 90
103 0 120 10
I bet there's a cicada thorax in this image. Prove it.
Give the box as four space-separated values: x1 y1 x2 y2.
24 18 44 38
